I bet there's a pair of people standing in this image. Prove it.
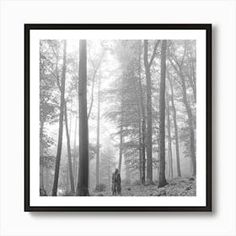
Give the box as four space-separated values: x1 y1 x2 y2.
112 168 121 195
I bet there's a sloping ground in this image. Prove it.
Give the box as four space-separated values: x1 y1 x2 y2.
92 177 196 196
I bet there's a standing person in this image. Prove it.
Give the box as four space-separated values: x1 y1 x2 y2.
112 168 121 195
112 170 116 195
116 169 121 195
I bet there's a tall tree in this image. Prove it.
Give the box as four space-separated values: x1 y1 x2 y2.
40 40 60 193
180 71 196 176
169 42 196 176
76 40 89 196
73 79 79 187
137 41 146 184
118 120 123 171
166 94 173 179
73 112 78 185
133 68 144 182
64 102 75 194
118 77 124 172
52 40 67 196
143 40 159 184
158 40 168 188
96 74 101 187
168 74 181 177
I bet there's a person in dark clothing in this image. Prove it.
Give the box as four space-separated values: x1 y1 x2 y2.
116 170 121 195
112 168 121 195
112 171 116 195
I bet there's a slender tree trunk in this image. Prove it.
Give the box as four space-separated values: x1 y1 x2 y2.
69 103 73 137
169 43 196 176
108 158 111 189
45 166 49 193
40 121 44 153
137 42 146 184
65 102 75 194
66 166 70 193
188 48 196 102
168 75 181 177
88 52 104 119
74 80 79 187
133 86 142 182
40 121 45 190
88 70 96 119
118 118 123 172
166 95 173 179
52 40 67 196
118 76 124 172
96 75 101 187
40 165 44 190
73 115 78 185
141 118 146 184
76 40 89 196
179 71 196 176
158 40 168 188
138 120 142 182
144 40 153 184
133 47 143 183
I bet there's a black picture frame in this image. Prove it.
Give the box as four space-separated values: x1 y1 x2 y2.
24 24 212 212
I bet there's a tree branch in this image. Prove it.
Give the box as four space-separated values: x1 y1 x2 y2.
148 40 160 67
88 50 105 119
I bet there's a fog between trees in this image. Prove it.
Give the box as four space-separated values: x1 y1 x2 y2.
40 39 196 196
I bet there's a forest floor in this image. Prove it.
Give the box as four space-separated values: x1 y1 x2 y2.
92 177 196 197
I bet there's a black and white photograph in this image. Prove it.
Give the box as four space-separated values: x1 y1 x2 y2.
25 24 211 211
4 0 236 235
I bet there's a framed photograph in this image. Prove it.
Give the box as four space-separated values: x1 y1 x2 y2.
24 24 212 212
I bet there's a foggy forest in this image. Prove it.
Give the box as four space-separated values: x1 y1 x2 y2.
40 39 196 197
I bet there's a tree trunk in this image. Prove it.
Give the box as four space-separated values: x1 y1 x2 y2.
40 121 45 191
96 75 101 187
66 165 70 193
108 158 111 189
52 40 67 196
88 52 104 119
73 115 78 186
65 102 75 194
179 71 196 176
118 117 123 172
76 40 89 196
40 120 44 154
118 76 124 172
187 45 196 102
40 165 44 190
45 166 49 193
141 118 146 184
169 43 196 176
137 42 146 184
144 40 153 184
158 40 168 188
88 70 96 119
138 119 142 182
74 80 79 187
168 75 181 177
133 46 144 183
166 95 173 179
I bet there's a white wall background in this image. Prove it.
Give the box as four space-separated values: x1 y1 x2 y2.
0 0 236 236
